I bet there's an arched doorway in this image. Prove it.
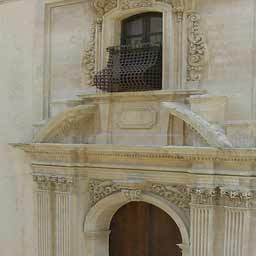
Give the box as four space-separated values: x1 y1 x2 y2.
109 202 182 256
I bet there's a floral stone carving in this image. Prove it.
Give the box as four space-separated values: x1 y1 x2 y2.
187 12 206 82
89 179 191 208
82 22 96 87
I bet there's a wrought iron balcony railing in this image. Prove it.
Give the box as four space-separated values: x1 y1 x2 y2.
94 43 162 93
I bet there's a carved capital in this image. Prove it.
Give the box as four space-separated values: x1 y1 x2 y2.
51 176 74 193
33 174 74 193
33 175 51 191
220 188 256 208
190 187 217 205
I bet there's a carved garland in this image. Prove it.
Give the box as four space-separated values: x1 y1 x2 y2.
187 12 206 82
89 179 191 208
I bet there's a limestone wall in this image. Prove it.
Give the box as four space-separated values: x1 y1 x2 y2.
0 1 36 256
198 0 256 121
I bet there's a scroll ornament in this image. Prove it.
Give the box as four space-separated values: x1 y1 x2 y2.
81 22 96 87
187 12 206 82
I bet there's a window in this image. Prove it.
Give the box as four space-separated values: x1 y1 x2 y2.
94 12 163 92
121 12 163 46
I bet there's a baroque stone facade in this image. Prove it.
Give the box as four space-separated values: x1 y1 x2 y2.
2 0 256 256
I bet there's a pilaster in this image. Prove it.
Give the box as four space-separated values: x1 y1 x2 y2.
221 189 252 256
53 177 74 256
190 187 215 256
33 176 53 256
33 174 76 256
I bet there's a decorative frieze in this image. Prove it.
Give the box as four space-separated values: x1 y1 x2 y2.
187 12 206 82
89 179 191 208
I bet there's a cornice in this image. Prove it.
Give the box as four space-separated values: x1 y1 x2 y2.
12 143 256 166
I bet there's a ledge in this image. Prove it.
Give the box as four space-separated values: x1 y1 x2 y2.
78 89 206 102
11 143 256 162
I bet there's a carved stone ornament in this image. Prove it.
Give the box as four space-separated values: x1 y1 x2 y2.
149 183 190 208
220 188 256 208
187 12 206 82
89 179 121 205
82 22 96 87
190 187 218 205
120 0 153 10
33 174 74 193
89 0 117 16
122 189 142 201
89 179 190 208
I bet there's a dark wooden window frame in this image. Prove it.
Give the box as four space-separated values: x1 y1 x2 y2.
121 12 163 45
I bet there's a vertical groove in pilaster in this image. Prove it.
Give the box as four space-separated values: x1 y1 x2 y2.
55 191 71 256
224 208 248 256
35 190 52 256
191 205 213 256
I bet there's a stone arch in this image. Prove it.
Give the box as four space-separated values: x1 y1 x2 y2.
84 192 190 256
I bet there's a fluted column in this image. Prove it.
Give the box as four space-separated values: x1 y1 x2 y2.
33 175 53 256
221 190 252 256
53 177 74 256
190 187 215 256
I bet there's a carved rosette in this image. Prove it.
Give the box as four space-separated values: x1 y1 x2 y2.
187 12 206 82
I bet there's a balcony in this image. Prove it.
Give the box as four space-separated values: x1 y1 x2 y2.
94 43 162 93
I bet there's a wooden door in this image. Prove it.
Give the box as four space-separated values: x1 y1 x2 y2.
109 202 182 256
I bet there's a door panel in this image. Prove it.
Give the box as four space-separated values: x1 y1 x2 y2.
109 202 182 256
